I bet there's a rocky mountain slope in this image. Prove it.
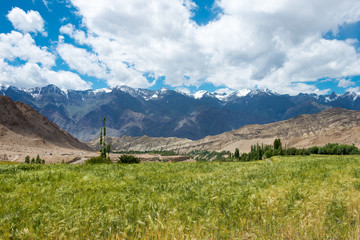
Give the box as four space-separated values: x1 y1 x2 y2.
2 84 360 141
88 108 360 153
0 96 93 162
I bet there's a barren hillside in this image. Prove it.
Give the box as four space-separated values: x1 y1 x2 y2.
0 96 94 163
88 108 360 153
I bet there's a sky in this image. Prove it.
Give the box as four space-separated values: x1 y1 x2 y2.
1 0 360 95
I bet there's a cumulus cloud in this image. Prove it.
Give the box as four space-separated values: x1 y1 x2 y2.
57 43 107 79
347 86 360 94
0 30 90 90
338 78 355 88
7 7 45 34
0 60 91 90
60 0 360 94
0 31 55 67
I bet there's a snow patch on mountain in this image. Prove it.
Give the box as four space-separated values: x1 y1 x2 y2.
91 88 112 94
214 88 235 101
236 89 251 97
193 90 208 99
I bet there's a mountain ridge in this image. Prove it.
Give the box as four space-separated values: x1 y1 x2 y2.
2 84 360 141
0 95 91 151
88 108 360 153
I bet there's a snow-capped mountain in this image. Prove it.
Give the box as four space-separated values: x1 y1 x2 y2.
1 84 360 141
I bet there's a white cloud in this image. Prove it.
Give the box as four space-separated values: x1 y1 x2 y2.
0 60 91 90
62 0 360 94
0 31 55 67
175 87 191 95
261 38 360 93
347 86 360 94
338 78 355 88
7 7 45 35
0 31 91 90
57 43 107 79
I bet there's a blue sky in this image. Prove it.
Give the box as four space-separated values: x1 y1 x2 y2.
1 0 360 95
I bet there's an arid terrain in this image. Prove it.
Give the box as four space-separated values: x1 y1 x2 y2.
88 108 360 153
0 96 96 163
2 94 360 164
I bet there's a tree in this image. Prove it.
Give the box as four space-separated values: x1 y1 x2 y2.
106 144 111 160
234 148 240 159
25 155 30 164
274 138 282 150
98 116 111 161
36 155 41 164
99 117 107 159
278 145 283 155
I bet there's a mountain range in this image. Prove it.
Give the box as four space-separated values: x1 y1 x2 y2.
2 84 360 141
88 108 360 153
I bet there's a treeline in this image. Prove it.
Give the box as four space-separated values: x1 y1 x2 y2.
24 155 45 164
113 150 178 156
235 139 360 162
189 150 232 162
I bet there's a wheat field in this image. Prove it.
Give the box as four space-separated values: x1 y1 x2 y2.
1 155 360 239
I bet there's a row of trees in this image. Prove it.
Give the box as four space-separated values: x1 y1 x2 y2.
24 155 45 164
234 139 360 162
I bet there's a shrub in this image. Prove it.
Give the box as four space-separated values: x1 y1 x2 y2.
86 156 112 164
264 150 273 159
118 154 141 164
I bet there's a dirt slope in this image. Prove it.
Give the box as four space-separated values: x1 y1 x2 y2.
0 96 94 163
88 108 360 153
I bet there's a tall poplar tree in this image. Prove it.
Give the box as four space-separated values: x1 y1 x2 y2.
99 117 111 159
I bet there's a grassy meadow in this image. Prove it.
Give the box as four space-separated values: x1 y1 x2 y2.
1 155 360 239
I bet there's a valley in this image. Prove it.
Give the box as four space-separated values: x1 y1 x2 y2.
88 108 360 154
2 84 360 142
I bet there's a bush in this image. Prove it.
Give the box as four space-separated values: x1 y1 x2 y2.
264 150 273 159
86 156 112 164
118 155 141 164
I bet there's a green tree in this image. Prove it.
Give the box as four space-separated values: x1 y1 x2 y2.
98 116 111 161
99 127 103 146
234 148 240 159
25 155 30 164
99 117 107 158
106 144 111 160
35 155 41 164
274 138 282 150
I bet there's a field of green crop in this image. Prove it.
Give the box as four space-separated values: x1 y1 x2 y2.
1 155 360 239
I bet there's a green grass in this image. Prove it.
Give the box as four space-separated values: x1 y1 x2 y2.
1 155 360 239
